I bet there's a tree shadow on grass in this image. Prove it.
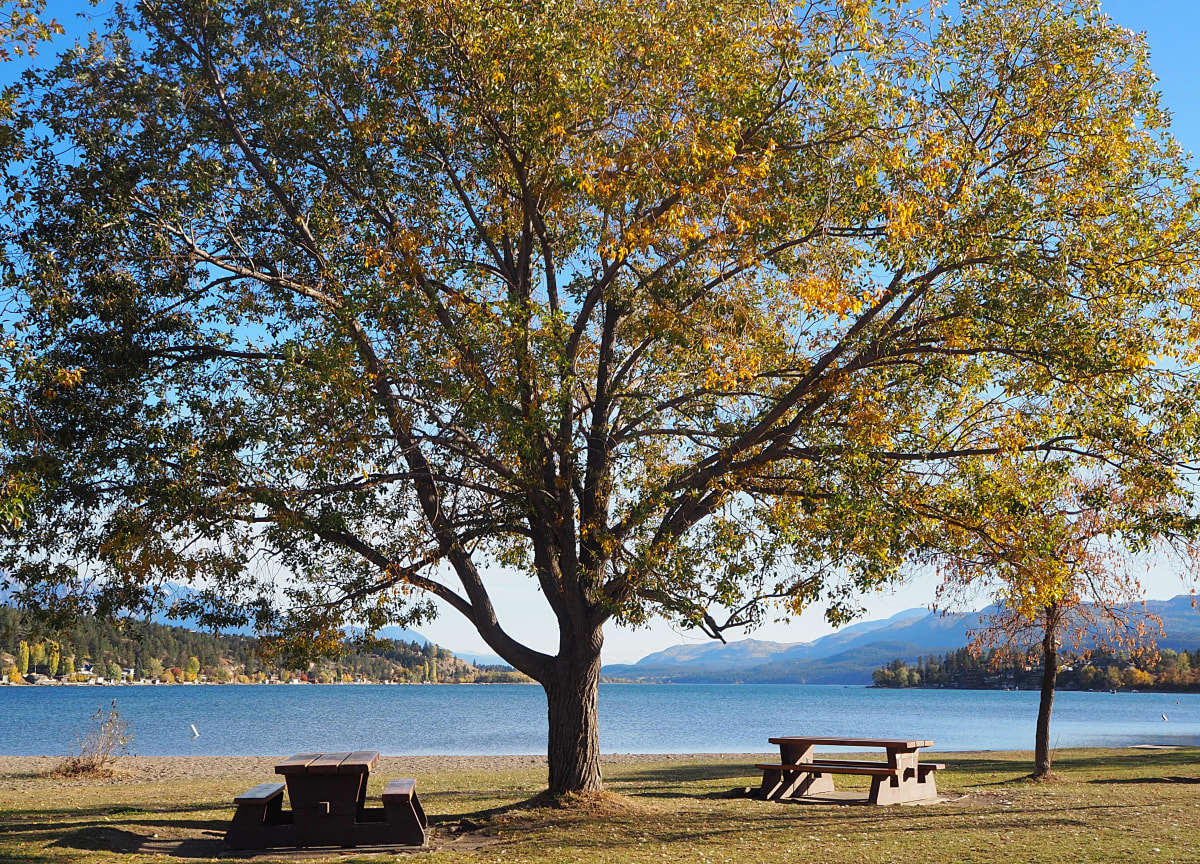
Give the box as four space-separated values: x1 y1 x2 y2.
50 826 226 859
0 804 232 837
609 762 762 785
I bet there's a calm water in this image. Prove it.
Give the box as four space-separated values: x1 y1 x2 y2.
1 684 1198 756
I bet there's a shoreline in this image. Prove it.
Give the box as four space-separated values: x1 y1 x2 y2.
2 746 1190 786
0 753 775 787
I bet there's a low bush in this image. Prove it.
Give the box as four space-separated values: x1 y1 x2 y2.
53 699 133 777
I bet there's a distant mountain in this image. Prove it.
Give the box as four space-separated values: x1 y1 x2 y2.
635 637 805 669
364 625 429 643
634 606 934 668
602 595 1200 684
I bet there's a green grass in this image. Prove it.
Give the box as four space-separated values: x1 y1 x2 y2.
1 749 1198 863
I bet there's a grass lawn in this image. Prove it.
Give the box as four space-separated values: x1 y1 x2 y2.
1 748 1198 863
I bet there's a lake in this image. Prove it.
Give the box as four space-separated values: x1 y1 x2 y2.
1 684 1198 756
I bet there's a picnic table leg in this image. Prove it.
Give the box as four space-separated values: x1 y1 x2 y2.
760 742 835 800
871 748 937 805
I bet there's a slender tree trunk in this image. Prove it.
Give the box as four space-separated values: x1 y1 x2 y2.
543 628 604 795
1033 617 1058 779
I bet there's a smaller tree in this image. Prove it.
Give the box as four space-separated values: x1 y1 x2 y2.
16 640 27 675
105 660 122 682
46 641 59 677
925 462 1195 778
62 654 73 676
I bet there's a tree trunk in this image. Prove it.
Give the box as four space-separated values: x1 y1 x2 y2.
1033 621 1058 779
543 630 604 795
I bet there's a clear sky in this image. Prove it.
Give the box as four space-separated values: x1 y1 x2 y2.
5 1 1200 663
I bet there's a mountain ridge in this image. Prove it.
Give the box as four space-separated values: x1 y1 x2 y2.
602 595 1200 684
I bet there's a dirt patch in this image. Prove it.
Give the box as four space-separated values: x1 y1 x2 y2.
431 824 504 853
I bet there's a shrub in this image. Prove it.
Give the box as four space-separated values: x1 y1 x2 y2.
54 699 133 777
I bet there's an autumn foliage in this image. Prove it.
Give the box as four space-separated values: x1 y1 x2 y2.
3 0 1200 792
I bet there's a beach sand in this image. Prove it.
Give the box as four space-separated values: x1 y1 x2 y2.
0 752 766 789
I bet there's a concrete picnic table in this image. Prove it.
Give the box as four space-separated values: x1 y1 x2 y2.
756 736 944 805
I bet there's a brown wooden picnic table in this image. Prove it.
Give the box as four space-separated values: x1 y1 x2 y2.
224 750 427 850
756 736 944 805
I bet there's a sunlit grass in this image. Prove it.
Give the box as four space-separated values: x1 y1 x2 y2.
1 749 1198 863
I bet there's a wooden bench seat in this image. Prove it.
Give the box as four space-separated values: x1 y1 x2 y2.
381 778 427 847
227 782 291 849
382 778 417 802
235 782 286 804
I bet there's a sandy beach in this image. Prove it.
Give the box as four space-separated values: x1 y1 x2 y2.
0 752 768 790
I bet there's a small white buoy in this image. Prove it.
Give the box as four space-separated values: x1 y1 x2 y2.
1162 714 1168 722
190 723 200 737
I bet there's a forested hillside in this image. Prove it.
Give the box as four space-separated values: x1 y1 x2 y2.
0 607 524 683
873 647 1200 692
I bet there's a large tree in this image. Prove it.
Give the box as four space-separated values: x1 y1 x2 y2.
3 0 1200 793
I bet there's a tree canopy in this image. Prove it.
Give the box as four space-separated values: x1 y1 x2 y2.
3 0 1200 792
0 0 60 62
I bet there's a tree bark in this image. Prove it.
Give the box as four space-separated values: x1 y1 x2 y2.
543 628 604 795
1033 614 1059 779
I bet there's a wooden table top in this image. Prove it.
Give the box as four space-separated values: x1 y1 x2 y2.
275 751 381 775
768 736 933 749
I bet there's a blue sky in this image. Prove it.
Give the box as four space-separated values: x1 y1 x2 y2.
6 1 1200 663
